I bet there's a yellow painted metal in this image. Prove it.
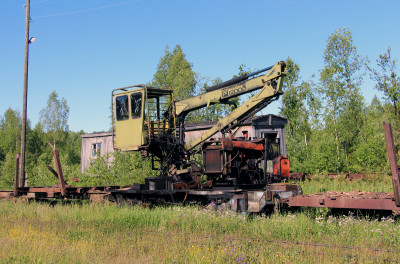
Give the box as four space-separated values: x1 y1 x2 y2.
175 62 285 117
184 81 283 150
114 88 145 151
111 61 286 153
180 62 286 150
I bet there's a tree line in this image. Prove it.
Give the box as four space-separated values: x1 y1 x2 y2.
0 27 398 188
0 91 82 189
281 28 399 174
151 28 399 175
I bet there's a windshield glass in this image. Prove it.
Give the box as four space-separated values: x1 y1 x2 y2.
131 93 142 118
116 95 129 121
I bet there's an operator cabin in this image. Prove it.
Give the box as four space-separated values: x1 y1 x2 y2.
80 114 288 172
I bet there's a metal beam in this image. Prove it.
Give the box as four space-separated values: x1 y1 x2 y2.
383 122 400 206
289 195 399 211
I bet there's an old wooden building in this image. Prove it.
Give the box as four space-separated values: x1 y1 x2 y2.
81 114 287 172
80 132 115 172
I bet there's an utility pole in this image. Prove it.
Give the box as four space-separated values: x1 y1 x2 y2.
19 0 31 187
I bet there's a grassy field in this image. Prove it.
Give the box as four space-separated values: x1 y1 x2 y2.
299 173 395 194
0 176 399 263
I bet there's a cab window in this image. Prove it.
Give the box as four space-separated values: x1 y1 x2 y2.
116 95 129 121
131 93 142 118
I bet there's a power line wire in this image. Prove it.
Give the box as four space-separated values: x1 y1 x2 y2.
32 0 141 19
31 0 51 4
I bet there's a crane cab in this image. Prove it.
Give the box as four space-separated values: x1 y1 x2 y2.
112 85 175 151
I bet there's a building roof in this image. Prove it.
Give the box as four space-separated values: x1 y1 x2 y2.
81 131 113 138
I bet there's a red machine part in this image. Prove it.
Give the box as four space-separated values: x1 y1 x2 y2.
231 140 264 151
203 136 291 181
274 156 290 178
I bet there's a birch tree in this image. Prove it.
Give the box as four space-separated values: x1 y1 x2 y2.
319 28 365 172
39 91 70 149
368 46 400 117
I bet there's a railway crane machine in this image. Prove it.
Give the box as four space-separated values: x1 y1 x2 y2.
111 61 301 212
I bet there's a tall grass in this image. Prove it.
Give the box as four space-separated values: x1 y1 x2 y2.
0 199 399 263
298 173 394 194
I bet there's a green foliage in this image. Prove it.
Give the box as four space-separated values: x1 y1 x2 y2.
0 109 22 188
26 123 45 162
152 45 197 101
62 130 83 165
39 91 70 148
368 46 400 117
0 152 17 189
281 29 393 174
80 151 156 186
348 97 388 172
318 28 365 172
29 152 58 186
368 46 400 154
80 152 112 186
299 174 394 194
306 130 339 174
0 108 21 155
151 45 242 124
151 45 203 123
280 58 319 173
0 91 83 187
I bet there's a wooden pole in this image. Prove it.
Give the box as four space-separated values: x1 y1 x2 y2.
19 0 30 187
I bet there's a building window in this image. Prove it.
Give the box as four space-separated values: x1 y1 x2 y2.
92 143 101 156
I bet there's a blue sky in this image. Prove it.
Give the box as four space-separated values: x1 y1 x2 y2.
1 0 399 133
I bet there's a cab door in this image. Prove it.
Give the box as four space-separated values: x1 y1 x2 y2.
114 89 145 151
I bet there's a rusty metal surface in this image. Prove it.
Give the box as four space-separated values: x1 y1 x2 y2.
229 193 247 212
289 191 399 211
247 191 267 212
383 122 400 206
47 165 59 180
288 173 305 181
0 191 13 198
231 140 264 151
268 183 301 192
203 149 223 173
47 143 67 196
53 149 66 196
302 191 394 199
7 186 121 199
